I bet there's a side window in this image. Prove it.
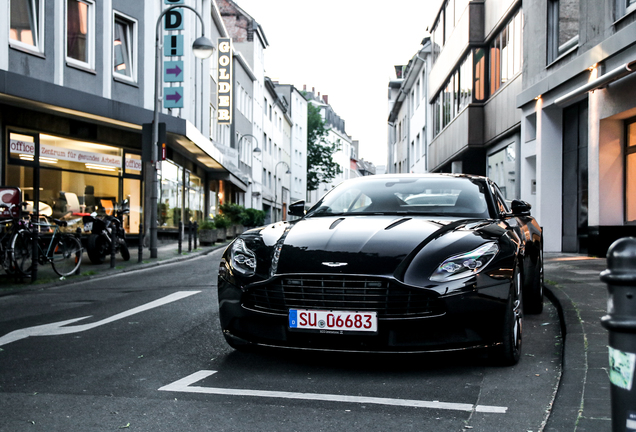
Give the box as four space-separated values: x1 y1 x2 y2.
491 183 511 215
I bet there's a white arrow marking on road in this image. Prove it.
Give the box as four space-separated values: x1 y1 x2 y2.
0 291 201 347
159 370 508 414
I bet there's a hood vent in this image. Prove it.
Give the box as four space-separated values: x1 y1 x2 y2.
385 217 412 230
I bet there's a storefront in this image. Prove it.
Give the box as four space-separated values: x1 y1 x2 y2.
4 129 142 234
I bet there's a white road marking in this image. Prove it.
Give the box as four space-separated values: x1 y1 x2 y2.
0 291 201 347
159 370 508 414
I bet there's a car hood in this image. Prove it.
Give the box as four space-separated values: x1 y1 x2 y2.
272 215 496 277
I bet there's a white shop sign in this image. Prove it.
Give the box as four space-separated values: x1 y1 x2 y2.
10 139 122 168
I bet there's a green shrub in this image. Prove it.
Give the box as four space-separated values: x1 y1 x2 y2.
219 203 245 224
198 218 215 231
213 213 231 229
240 208 265 227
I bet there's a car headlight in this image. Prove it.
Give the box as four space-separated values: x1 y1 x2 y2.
230 238 257 277
430 242 499 282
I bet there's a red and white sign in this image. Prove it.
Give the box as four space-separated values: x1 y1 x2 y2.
10 140 122 168
0 187 21 218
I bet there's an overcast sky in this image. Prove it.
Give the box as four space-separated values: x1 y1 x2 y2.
231 0 440 167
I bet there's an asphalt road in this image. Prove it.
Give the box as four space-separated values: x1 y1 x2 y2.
0 249 562 432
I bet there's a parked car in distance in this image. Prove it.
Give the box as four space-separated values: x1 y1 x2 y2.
218 174 543 365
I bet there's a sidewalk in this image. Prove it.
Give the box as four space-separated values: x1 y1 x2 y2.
543 252 612 432
0 238 231 294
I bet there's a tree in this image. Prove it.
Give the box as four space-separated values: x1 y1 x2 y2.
306 102 342 191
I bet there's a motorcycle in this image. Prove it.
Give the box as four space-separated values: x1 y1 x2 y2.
83 201 130 264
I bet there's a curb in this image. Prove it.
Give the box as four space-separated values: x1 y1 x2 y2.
543 283 587 432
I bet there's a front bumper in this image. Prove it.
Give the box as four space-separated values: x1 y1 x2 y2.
218 276 511 353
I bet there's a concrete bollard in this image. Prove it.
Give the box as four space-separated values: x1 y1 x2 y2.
600 237 636 432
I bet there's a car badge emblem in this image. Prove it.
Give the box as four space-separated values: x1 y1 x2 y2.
322 262 348 268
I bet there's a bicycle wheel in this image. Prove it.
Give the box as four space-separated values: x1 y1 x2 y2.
10 229 34 276
51 235 83 277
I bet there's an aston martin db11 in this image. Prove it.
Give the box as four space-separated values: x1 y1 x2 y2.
217 174 543 365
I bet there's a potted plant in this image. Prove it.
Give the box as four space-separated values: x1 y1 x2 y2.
197 219 217 246
213 213 231 242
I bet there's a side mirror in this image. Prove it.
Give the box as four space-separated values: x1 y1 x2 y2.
511 199 532 216
288 200 306 217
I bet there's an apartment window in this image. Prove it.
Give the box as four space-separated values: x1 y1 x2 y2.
616 0 636 18
627 119 636 223
10 0 43 53
474 48 487 101
432 12 444 63
548 0 579 63
67 0 94 69
113 13 136 81
490 10 523 96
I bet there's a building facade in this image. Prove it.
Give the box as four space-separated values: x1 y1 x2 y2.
517 0 636 254
1 0 245 240
388 40 432 174
427 0 523 204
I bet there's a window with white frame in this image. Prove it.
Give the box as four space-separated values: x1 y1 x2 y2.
67 0 94 69
10 0 44 53
547 0 579 63
616 0 636 19
113 12 136 81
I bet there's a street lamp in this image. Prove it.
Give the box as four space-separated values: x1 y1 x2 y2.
236 134 262 209
149 5 214 258
274 161 291 222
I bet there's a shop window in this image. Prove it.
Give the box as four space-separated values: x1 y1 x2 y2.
113 12 137 81
627 120 636 223
10 0 43 54
67 0 95 69
547 0 579 63
6 131 141 233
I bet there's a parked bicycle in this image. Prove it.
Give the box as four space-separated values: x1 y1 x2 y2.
11 217 83 277
0 202 29 275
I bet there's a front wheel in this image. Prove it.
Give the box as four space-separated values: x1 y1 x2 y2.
51 235 83 277
87 234 108 264
524 246 544 314
10 229 34 276
494 267 523 366
119 239 130 261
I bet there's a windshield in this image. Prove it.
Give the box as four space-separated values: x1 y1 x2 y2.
307 176 492 218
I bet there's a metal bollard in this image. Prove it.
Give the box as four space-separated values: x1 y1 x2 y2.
188 221 192 252
138 223 143 263
178 221 183 254
110 228 116 268
75 227 82 275
601 237 636 432
30 222 38 283
194 222 198 250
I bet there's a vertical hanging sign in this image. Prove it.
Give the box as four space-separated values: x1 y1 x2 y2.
163 5 184 109
217 38 232 124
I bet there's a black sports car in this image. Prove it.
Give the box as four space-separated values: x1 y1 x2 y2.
218 174 543 365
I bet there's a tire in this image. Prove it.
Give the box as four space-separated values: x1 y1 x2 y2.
51 235 82 277
524 246 544 314
495 266 523 366
87 233 108 264
119 240 130 261
10 229 34 276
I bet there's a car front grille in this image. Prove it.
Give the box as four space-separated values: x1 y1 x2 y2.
243 275 444 318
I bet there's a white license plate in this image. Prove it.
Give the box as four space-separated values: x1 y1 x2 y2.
84 222 93 232
289 309 378 333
